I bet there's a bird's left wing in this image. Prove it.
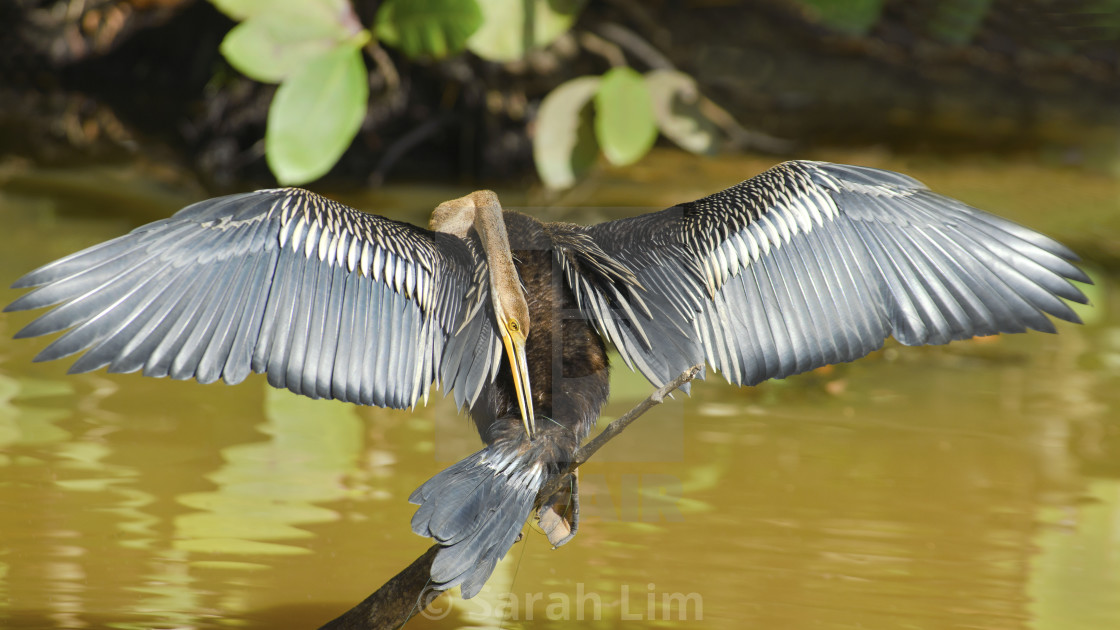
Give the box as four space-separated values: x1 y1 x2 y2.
578 160 1091 389
5 188 501 410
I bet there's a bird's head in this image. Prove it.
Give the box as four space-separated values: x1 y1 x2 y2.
492 275 533 436
484 226 534 440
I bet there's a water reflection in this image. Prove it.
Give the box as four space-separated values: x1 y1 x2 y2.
0 157 1118 628
1031 479 1120 630
175 387 363 557
0 374 74 450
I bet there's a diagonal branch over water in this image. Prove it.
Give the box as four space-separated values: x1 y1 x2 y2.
535 364 703 503
318 364 703 630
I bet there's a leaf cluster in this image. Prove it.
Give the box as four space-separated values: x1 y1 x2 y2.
210 0 729 188
213 0 370 184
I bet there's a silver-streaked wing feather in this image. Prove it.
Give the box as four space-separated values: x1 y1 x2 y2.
582 160 1090 388
5 188 501 410
546 224 701 392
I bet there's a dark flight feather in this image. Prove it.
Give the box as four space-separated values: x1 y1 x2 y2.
5 188 500 411
581 160 1089 389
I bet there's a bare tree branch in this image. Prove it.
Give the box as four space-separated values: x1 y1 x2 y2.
317 364 703 630
318 545 439 630
536 364 703 502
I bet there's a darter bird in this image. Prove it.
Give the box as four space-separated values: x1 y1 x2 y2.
4 161 1090 597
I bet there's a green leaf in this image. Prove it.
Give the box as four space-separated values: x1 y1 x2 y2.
467 0 584 62
644 69 719 155
533 76 600 189
794 0 884 36
594 67 657 167
210 0 348 21
220 14 360 83
216 0 368 83
375 0 483 59
209 0 274 20
266 45 369 185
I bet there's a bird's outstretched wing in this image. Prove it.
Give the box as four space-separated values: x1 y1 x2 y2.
579 160 1091 388
5 189 502 410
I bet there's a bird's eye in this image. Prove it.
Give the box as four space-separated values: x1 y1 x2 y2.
508 319 519 332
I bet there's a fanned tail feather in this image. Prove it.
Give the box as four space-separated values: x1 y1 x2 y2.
409 448 543 598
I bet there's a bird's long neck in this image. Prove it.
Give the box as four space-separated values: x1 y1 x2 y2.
430 189 522 312
470 193 520 305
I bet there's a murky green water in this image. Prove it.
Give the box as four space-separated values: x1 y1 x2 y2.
1 152 1119 629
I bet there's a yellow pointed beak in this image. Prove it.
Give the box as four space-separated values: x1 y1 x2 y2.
501 330 535 439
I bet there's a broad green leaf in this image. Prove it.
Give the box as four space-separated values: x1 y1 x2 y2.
644 69 719 155
375 0 483 59
220 14 362 83
533 76 600 189
216 0 368 83
266 45 369 185
210 0 347 21
794 0 884 36
209 0 274 20
467 0 584 62
927 0 992 46
594 67 657 167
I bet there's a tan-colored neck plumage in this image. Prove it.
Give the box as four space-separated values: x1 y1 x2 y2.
431 190 535 437
430 190 521 317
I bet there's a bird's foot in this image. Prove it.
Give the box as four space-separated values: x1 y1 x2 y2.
537 469 579 548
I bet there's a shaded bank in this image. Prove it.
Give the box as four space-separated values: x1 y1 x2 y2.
1 0 1117 188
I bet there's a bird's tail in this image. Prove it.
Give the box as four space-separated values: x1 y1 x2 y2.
409 447 546 598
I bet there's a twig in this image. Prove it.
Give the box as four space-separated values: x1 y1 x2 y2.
593 22 674 70
536 364 703 502
587 24 793 155
698 99 795 154
368 113 455 186
317 365 703 629
578 31 627 68
364 40 400 93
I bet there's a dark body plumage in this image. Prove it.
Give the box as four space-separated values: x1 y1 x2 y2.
4 161 1091 599
411 214 611 595
470 214 610 445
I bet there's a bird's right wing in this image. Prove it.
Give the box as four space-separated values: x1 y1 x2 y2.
5 188 502 411
581 160 1090 389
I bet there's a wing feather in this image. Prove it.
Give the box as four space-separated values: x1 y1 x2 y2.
581 160 1089 388
6 188 500 410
